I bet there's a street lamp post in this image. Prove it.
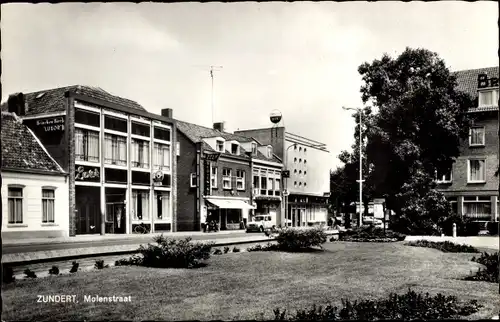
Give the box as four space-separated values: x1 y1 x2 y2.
343 106 364 228
284 143 297 227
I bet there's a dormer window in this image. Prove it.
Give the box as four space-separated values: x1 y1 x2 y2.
267 146 272 158
478 89 499 107
251 143 258 155
231 143 240 155
216 140 225 152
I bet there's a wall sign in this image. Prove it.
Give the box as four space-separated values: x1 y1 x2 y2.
75 166 100 181
204 160 211 196
36 117 65 132
203 152 220 162
478 74 499 89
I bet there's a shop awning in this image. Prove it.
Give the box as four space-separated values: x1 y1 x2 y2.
205 198 256 210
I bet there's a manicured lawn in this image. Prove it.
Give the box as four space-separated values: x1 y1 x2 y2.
2 242 498 321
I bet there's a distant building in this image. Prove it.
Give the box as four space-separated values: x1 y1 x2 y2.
1 111 69 239
4 85 177 236
437 67 499 227
235 127 330 226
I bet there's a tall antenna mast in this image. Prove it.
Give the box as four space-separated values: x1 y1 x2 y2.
210 65 223 125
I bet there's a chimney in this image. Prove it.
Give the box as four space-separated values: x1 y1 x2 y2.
7 93 26 116
161 108 173 118
213 122 225 132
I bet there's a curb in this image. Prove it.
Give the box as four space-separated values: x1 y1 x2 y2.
2 237 275 267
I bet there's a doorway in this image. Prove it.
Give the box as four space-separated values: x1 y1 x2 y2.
75 186 101 235
105 187 126 234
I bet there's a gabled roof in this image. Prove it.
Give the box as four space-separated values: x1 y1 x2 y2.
1 112 65 174
454 66 499 99
20 85 146 116
176 120 282 164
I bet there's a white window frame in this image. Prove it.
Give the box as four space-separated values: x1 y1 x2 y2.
436 169 453 183
8 186 24 224
236 169 245 191
478 89 499 107
42 188 56 223
463 196 492 220
467 159 486 183
211 165 218 189
104 133 128 166
153 143 171 172
267 146 273 158
251 143 258 155
131 138 150 169
216 140 225 152
469 126 485 147
190 173 197 188
75 128 100 163
222 168 232 190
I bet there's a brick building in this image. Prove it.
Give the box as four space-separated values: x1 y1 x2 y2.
1 111 69 239
5 86 177 236
235 127 330 226
437 67 499 227
176 121 263 231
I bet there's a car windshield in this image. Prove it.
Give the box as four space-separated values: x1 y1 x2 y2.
254 217 264 221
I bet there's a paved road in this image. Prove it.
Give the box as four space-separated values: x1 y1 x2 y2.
2 232 258 254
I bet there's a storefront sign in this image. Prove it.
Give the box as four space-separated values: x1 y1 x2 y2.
478 74 499 89
75 166 100 181
153 170 164 182
36 117 65 132
203 152 220 162
204 160 211 196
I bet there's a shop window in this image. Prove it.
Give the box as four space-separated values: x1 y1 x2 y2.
104 115 127 133
104 134 127 166
42 189 55 223
8 187 23 224
75 128 99 162
155 191 171 220
132 190 150 221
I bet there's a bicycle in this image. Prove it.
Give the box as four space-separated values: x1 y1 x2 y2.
134 222 150 234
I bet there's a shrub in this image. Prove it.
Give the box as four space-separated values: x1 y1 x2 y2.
213 248 223 255
465 252 499 283
70 261 79 273
2 265 15 284
272 289 482 320
340 226 405 242
232 247 241 253
223 246 230 254
49 266 60 275
115 255 143 267
275 227 327 251
138 235 213 268
406 240 479 253
487 221 499 236
24 268 37 279
94 260 110 270
247 244 263 252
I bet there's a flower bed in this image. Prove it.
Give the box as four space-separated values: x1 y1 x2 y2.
406 240 479 253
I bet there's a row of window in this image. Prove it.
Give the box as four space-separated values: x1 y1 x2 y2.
209 166 246 190
448 196 496 220
76 109 171 141
252 168 281 196
214 139 272 158
8 187 55 224
293 145 308 153
75 128 171 170
437 159 487 183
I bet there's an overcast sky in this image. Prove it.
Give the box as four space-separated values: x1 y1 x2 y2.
2 2 498 170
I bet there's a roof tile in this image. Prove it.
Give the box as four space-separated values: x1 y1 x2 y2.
1 112 65 173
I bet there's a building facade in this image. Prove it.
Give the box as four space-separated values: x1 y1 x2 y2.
437 67 499 227
1 111 69 239
6 85 177 236
235 127 330 226
176 121 257 230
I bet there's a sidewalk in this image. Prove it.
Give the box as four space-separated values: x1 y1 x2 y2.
405 235 499 251
1 234 273 265
2 229 245 246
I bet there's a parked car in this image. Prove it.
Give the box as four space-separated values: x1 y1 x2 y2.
363 216 383 227
246 215 276 232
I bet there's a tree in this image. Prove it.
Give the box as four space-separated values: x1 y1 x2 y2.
356 47 474 233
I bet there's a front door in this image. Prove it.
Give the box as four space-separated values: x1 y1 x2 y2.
105 202 126 234
75 186 101 235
